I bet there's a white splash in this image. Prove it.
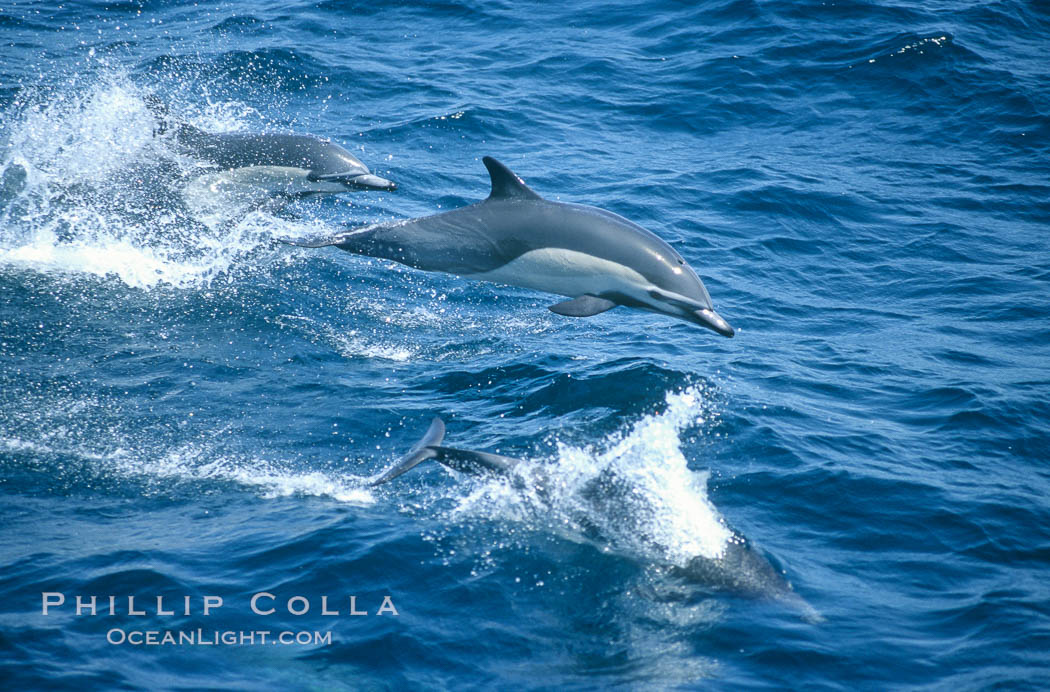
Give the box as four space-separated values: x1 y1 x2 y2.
139 445 375 505
0 71 319 290
0 435 375 505
448 386 732 566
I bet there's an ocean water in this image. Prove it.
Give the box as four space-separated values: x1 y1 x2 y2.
1 0 1049 688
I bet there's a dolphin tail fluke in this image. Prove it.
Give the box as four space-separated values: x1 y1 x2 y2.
368 417 521 486
368 418 446 486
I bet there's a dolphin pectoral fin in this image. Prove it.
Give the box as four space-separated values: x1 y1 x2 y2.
369 418 446 486
548 295 618 317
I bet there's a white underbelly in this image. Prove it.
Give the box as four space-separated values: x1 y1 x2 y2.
181 166 348 224
185 165 346 197
466 247 647 299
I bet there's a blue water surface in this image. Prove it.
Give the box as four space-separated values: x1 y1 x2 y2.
1 0 1049 689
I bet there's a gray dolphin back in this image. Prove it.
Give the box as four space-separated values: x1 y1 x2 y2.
280 157 562 274
175 129 370 178
144 94 395 189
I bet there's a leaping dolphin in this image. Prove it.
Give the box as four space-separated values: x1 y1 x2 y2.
283 157 734 336
369 417 819 620
147 96 396 194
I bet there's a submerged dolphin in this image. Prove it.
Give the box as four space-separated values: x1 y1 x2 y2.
283 157 734 336
147 96 396 194
369 418 819 620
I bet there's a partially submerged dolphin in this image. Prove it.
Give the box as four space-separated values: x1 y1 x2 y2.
369 418 819 621
283 157 734 336
147 96 396 194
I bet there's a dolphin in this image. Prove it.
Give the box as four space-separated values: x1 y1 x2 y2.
283 157 734 336
369 417 820 621
146 96 396 194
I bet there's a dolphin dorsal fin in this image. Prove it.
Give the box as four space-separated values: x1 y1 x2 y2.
483 157 542 201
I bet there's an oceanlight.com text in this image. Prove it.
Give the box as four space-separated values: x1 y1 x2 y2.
106 628 332 646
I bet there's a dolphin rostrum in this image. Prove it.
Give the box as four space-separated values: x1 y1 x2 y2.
147 95 396 194
283 157 734 336
369 417 820 621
